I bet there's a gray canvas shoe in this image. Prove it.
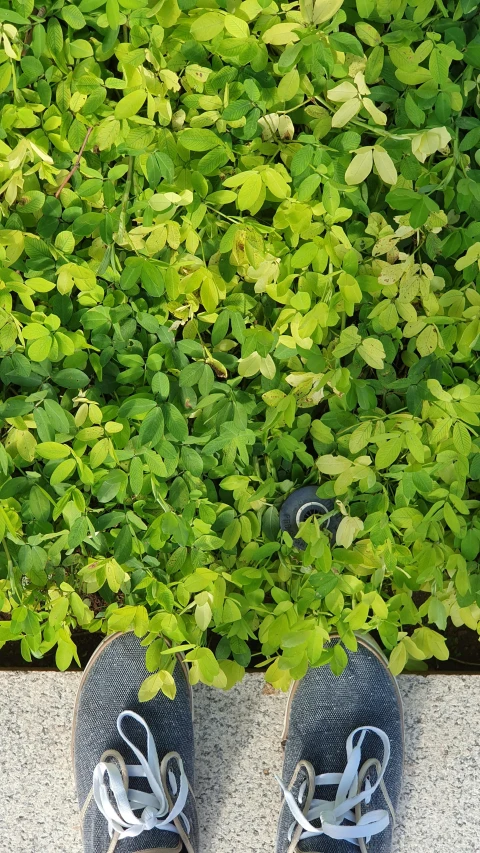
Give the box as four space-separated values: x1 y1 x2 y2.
279 486 342 550
276 636 403 853
72 632 198 853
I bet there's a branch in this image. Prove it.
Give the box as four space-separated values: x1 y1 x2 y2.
22 7 46 56
55 126 93 198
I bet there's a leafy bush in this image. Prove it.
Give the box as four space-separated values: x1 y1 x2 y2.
1 0 480 697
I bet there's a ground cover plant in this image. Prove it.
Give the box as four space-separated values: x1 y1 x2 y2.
1 0 480 698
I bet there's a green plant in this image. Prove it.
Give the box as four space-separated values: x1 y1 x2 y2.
1 0 480 697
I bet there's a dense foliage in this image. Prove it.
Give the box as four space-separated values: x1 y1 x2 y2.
1 0 480 697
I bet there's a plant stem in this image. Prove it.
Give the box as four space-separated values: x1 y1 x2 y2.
117 155 134 244
2 537 12 570
350 119 412 141
279 101 309 115
206 204 242 224
55 126 93 198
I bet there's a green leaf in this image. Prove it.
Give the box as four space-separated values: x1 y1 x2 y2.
179 362 205 387
118 398 156 418
459 126 480 152
164 404 188 442
180 129 223 152
386 188 418 210
29 335 52 362
61 5 86 28
429 49 449 85
197 148 229 175
97 471 127 503
404 92 425 128
114 525 133 562
71 213 104 237
139 407 164 446
428 596 447 631
416 325 437 357
444 501 460 534
54 369 90 389
68 516 88 549
291 145 314 176
0 7 30 23
262 506 280 541
329 32 363 57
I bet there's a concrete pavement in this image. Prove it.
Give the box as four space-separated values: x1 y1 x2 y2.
0 672 477 852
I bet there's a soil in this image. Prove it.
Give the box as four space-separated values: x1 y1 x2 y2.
0 629 104 670
1 622 480 672
428 623 480 672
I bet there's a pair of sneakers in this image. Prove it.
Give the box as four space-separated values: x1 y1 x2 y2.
73 632 403 853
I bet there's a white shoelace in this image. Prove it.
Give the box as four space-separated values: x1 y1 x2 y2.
92 711 190 841
279 726 395 851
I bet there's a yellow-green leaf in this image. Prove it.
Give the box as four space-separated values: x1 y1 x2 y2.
114 90 146 119
224 14 249 38
238 172 262 211
373 148 397 185
345 601 369 630
36 442 71 460
262 168 290 199
357 337 385 369
336 516 364 549
332 97 362 128
416 325 438 357
453 421 471 456
345 148 373 185
139 670 176 702
313 0 344 24
190 11 225 41
278 69 300 102
262 23 301 45
375 436 403 469
389 642 407 676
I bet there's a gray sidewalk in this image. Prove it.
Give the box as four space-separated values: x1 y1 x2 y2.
0 671 477 853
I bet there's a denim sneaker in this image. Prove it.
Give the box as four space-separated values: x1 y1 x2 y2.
72 632 198 853
276 635 403 853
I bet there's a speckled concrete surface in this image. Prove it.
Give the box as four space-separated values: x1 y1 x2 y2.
0 672 478 853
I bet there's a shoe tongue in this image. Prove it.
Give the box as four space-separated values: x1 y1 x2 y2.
298 840 346 853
